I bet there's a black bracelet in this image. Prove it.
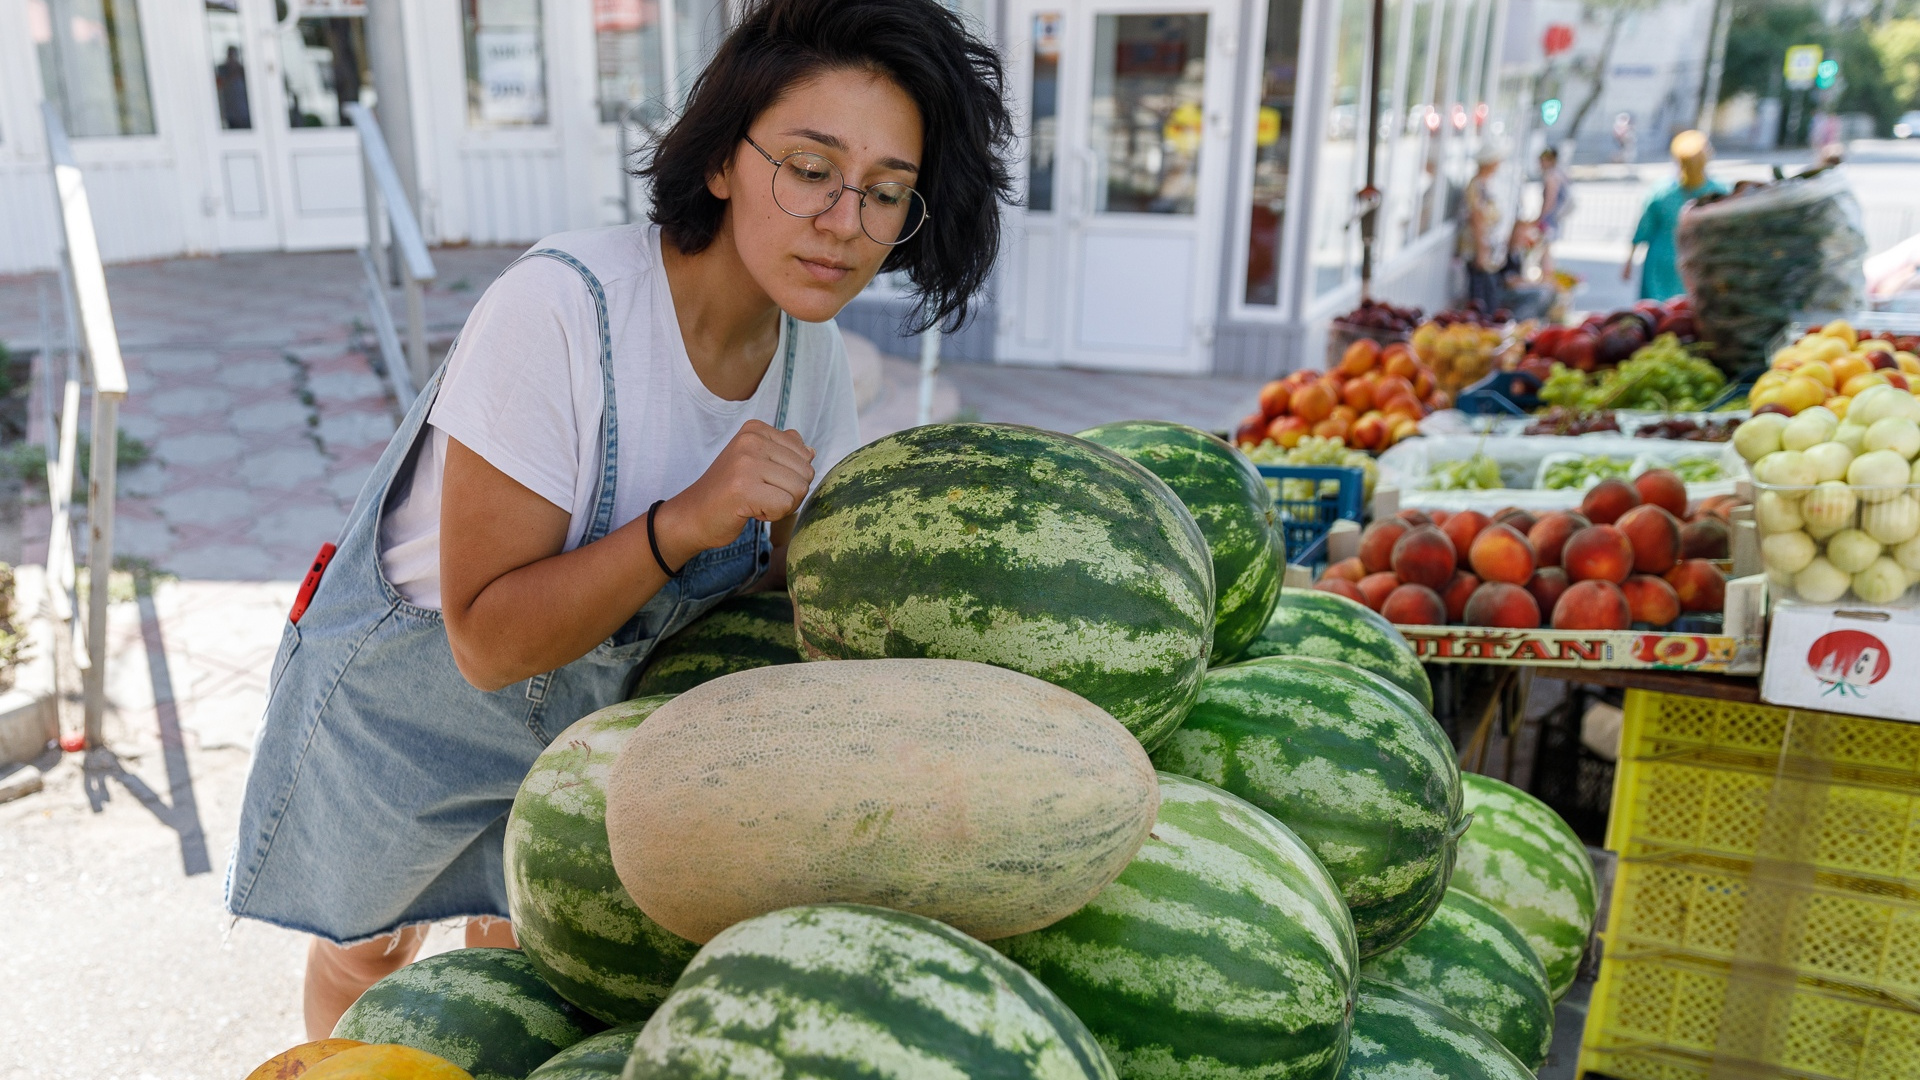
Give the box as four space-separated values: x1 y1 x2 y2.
646 500 681 579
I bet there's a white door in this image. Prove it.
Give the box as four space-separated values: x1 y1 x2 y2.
1000 0 1237 372
260 0 369 250
199 0 283 250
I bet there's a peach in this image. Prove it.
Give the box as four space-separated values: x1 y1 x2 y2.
1528 510 1590 568
1427 509 1453 527
1330 404 1359 425
1622 574 1682 627
1258 380 1291 417
1463 581 1542 629
1664 559 1727 613
1616 504 1682 574
1441 510 1491 556
1381 583 1448 626
1441 570 1481 623
1356 571 1401 611
1383 347 1418 379
1359 520 1411 573
1312 417 1350 441
1268 415 1310 448
1680 516 1729 560
1349 413 1389 451
1374 374 1415 405
1633 468 1689 518
1581 478 1642 525
1526 567 1571 614
1235 414 1268 447
1291 381 1336 423
1342 374 1377 412
1494 508 1538 535
1314 577 1366 604
1468 523 1537 585
1391 525 1458 589
1551 579 1632 630
1396 508 1433 527
1340 337 1381 376
1562 525 1635 584
1320 556 1368 583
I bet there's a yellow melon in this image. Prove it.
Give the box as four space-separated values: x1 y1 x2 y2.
299 1044 473 1080
245 1040 366 1080
605 658 1159 943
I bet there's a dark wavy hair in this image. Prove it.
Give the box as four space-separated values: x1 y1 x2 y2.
639 0 1014 333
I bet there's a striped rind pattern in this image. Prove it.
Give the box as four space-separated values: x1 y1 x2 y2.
1452 773 1598 1002
333 948 602 1080
622 904 1117 1080
529 1025 646 1079
633 595 801 697
1338 979 1534 1080
1150 656 1463 958
786 423 1214 750
505 697 699 1024
1238 590 1432 711
1077 421 1282 664
996 773 1358 1080
1358 888 1553 1068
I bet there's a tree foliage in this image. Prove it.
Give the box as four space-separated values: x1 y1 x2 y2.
1719 2 1904 135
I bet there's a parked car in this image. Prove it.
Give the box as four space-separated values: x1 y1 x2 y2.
1896 111 1920 139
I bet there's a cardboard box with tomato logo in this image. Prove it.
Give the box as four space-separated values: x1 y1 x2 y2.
1762 602 1920 722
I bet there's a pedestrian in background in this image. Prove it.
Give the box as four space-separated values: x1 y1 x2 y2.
1463 141 1508 311
1623 130 1725 301
1533 145 1572 275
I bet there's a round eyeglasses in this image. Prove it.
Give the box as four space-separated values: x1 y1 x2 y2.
745 135 929 247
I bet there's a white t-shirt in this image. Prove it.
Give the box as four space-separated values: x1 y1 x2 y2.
378 225 862 610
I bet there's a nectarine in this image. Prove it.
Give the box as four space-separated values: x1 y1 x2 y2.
1463 581 1542 628
1381 583 1448 626
1562 525 1635 584
1391 525 1458 589
1551 579 1632 630
1468 523 1537 585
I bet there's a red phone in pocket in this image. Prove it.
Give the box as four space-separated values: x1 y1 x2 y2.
289 542 338 624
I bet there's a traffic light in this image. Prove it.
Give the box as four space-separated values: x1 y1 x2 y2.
1815 59 1839 89
1540 98 1563 125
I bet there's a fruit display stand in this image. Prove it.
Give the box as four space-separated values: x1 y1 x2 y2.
1578 688 1920 1080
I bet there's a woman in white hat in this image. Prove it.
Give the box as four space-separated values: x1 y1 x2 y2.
1463 140 1509 311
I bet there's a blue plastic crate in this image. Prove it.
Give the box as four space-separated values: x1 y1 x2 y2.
1255 465 1366 568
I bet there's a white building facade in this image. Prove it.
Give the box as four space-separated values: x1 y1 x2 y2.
1 0 1548 375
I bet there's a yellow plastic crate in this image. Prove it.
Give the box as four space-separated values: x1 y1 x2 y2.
1619 692 1920 777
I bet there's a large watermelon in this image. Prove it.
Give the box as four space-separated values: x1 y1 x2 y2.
528 1025 643 1079
1338 979 1534 1080
1239 589 1432 710
1150 655 1464 958
505 696 699 1024
333 948 602 1080
1358 888 1553 1069
1077 420 1282 664
631 594 800 696
623 903 1117 1079
786 423 1214 750
1452 773 1598 1002
997 773 1358 1080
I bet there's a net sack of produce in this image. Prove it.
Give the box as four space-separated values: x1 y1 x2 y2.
1676 169 1867 373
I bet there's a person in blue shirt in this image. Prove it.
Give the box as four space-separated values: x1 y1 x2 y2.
1623 130 1727 300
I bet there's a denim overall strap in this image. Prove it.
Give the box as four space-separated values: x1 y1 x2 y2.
517 248 622 546
773 314 797 429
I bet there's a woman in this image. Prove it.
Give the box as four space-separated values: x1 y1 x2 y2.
224 0 1014 1037
1623 130 1724 301
1463 141 1508 312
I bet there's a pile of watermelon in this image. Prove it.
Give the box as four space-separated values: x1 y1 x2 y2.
246 421 1598 1080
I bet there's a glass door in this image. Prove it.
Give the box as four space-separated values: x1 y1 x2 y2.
262 0 371 250
1001 0 1237 372
200 0 282 250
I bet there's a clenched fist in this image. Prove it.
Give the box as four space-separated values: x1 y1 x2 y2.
654 420 816 565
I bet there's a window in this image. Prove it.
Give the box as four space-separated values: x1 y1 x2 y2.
1241 0 1302 305
1308 0 1369 296
1087 13 1208 216
667 0 727 102
465 0 548 126
1416 0 1461 237
29 0 156 137
1027 11 1061 213
205 0 251 130
592 0 666 123
281 16 369 128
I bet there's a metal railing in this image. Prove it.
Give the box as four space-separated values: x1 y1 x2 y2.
344 102 435 409
39 103 129 750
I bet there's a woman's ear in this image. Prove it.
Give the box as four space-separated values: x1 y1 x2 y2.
707 154 734 201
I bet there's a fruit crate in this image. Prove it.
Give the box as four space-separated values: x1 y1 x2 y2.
1580 951 1920 1080
1257 465 1365 568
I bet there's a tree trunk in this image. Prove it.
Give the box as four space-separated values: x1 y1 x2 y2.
1565 8 1628 148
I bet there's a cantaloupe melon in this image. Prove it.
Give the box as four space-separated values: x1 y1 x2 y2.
299 1044 474 1079
604 658 1159 943
244 1040 365 1080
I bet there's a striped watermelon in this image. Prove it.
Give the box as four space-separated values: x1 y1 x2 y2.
505 697 699 1024
631 594 799 697
1150 655 1463 958
624 903 1117 1079
787 423 1214 750
1077 421 1282 664
1339 979 1534 1080
332 948 602 1080
1452 773 1598 1002
996 772 1358 1080
1358 888 1553 1069
1238 589 1432 711
528 1026 643 1079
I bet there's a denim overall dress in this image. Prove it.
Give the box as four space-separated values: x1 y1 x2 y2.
225 248 792 944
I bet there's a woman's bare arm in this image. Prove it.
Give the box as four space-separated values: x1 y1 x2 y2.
440 420 814 690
